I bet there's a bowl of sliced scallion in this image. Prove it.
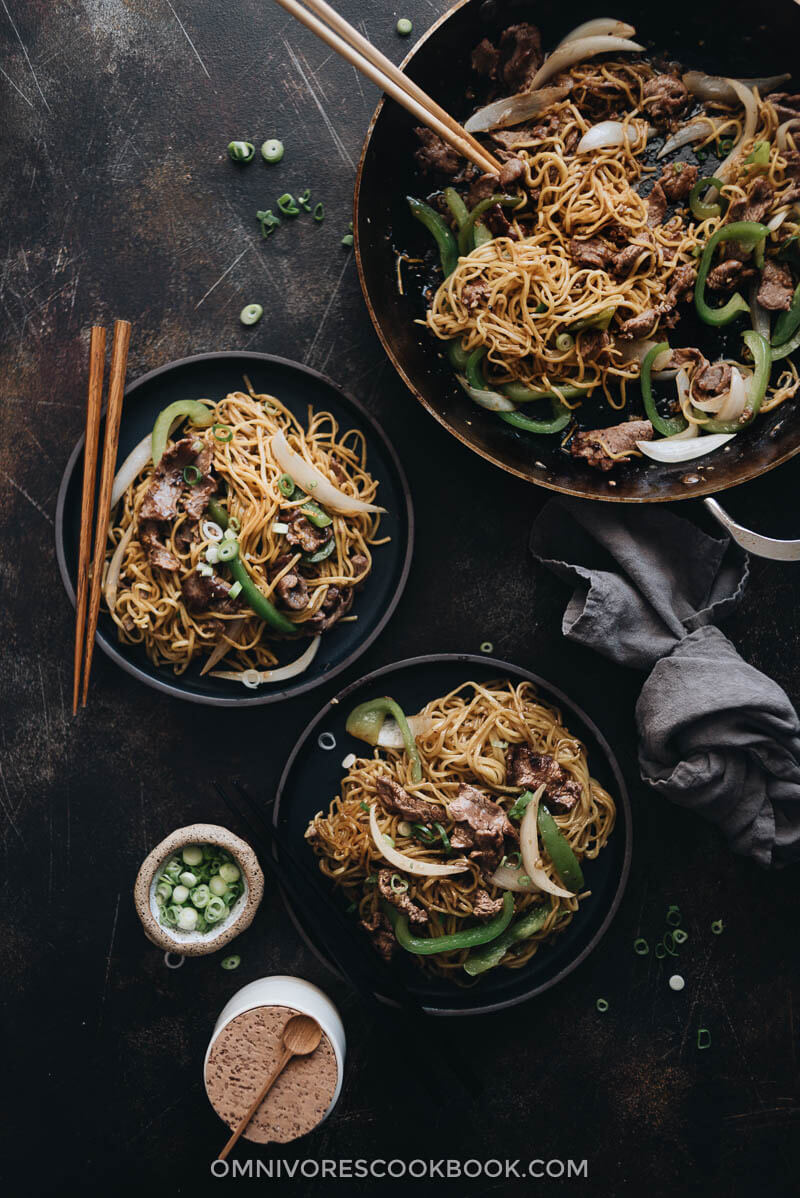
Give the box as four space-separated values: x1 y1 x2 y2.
134 823 264 956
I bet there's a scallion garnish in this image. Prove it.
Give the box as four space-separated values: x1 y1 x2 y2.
596 998 609 1012
433 821 451 853
240 303 263 326
228 581 243 599
389 873 408 894
711 919 724 935
256 209 281 237
182 464 202 485
278 472 295 497
221 954 241 970
360 800 370 813
697 1027 711 1050
228 140 254 163
672 929 688 945
655 943 666 959
341 232 353 246
666 904 681 927
314 202 325 222
277 192 300 216
261 138 284 163
662 932 678 957
396 17 413 35
669 974 685 991
298 189 312 212
634 938 649 955
480 641 493 653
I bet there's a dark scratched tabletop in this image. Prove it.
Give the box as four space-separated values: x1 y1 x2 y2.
1 3 799 1196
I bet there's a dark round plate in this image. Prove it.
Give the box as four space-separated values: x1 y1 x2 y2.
56 351 413 706
354 0 800 503
274 653 632 1016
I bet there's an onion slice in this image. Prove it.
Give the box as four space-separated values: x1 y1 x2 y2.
713 79 758 189
270 430 385 515
519 785 575 899
558 18 635 45
464 84 571 133
777 118 800 151
715 368 747 423
456 374 516 412
683 71 790 105
657 119 712 160
576 119 648 154
637 432 736 462
489 862 541 893
368 803 468 877
200 616 247 677
210 635 321 685
530 35 644 91
103 523 134 611
376 714 434 748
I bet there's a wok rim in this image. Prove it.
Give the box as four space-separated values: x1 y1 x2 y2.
353 0 800 503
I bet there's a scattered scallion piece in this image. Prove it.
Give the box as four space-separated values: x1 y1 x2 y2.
672 929 688 944
298 189 312 212
697 1027 711 1050
662 932 678 957
228 140 254 163
228 580 243 599
596 998 609 1012
213 424 233 442
666 905 681 927
182 464 202 485
433 821 451 853
157 846 244 934
480 641 493 653
669 974 685 991
396 18 412 35
634 938 649 956
341 232 353 246
240 303 263 326
277 472 295 497
397 820 412 837
261 138 284 163
655 943 666 959
221 954 241 970
277 192 300 216
359 800 370 813
711 919 724 935
389 873 408 894
314 202 325 222
256 209 281 238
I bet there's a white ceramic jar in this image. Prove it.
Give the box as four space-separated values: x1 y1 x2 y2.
204 976 345 1143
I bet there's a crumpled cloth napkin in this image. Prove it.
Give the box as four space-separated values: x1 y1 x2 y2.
530 499 800 867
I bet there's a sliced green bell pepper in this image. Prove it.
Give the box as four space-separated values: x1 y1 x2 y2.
458 194 523 255
694 221 769 326
407 196 458 277
640 341 687 437
345 696 422 782
463 902 550 976
151 400 214 466
382 891 514 956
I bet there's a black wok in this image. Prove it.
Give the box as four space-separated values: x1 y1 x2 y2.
354 0 800 511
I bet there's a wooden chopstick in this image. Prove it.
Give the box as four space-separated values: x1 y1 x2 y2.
73 327 106 715
80 319 131 708
272 0 501 176
297 0 502 175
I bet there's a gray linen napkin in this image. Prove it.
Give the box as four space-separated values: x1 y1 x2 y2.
530 499 800 867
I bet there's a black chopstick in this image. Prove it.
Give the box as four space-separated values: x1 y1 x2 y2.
213 780 483 1097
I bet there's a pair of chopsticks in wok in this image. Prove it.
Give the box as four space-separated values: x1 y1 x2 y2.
214 780 482 1099
73 320 132 714
273 0 502 175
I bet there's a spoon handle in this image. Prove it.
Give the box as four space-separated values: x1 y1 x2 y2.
217 1046 293 1160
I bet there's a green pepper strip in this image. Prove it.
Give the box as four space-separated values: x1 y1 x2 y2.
151 400 213 466
288 485 331 529
771 325 800 361
447 339 470 370
304 538 335 564
640 341 687 436
498 402 570 435
474 222 493 248
689 176 726 222
382 891 514 956
568 306 616 334
772 282 800 347
692 330 771 433
458 194 524 256
206 499 295 635
537 803 584 892
502 381 590 403
463 903 550 976
508 789 535 821
443 186 469 228
407 196 458 277
695 222 769 326
345 697 422 782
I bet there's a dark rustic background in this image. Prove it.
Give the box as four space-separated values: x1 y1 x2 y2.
1 2 798 1195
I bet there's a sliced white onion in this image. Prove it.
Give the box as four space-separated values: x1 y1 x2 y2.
777 118 800 151
626 339 674 370
368 803 468 877
376 714 435 749
716 368 747 423
270 430 385 515
110 417 183 509
464 84 571 133
637 432 736 462
766 209 790 233
530 36 644 91
558 18 635 46
210 635 321 685
199 616 247 676
706 80 757 201
682 72 790 105
657 119 712 160
489 862 541 893
456 374 516 411
103 523 134 611
576 120 648 154
519 785 575 899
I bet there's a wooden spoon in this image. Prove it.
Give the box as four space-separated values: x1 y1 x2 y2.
217 1013 322 1160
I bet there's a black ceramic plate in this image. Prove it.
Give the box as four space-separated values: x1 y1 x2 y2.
56 351 413 706
274 654 632 1016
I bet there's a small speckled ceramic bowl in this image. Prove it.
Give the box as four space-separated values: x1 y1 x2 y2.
134 823 264 956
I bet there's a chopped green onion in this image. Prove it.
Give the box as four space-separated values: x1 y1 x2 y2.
228 140 254 163
278 472 295 497
433 822 451 853
555 333 574 352
256 209 281 237
205 896 229 923
504 851 522 869
182 845 203 866
191 884 210 908
313 202 325 222
341 232 353 246
412 822 435 842
297 188 312 212
261 138 284 163
220 862 240 884
655 943 666 959
155 882 172 905
221 954 241 970
217 540 238 562
396 18 412 35
480 641 493 653
711 919 724 935
182 464 202 485
669 974 685 991
180 871 198 888
397 820 413 837
359 800 370 813
389 873 408 894
718 138 734 153
596 998 609 1012
666 905 681 927
634 938 649 956
228 515 241 533
228 580 242 599
240 303 263 326
662 932 678 957
672 929 688 944
177 906 198 931
277 192 299 216
213 424 233 442
697 1027 711 1050
507 791 535 822
172 885 189 904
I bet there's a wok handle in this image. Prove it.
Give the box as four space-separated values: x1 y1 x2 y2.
703 497 800 561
